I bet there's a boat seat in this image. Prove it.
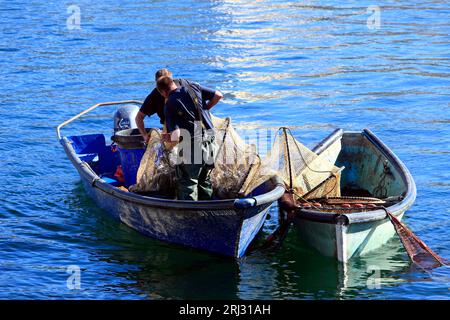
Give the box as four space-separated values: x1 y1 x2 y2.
68 134 106 154
100 176 120 186
67 134 120 175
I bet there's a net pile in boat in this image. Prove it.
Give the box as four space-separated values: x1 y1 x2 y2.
294 196 386 213
129 115 262 199
130 117 341 200
209 115 262 199
129 129 176 196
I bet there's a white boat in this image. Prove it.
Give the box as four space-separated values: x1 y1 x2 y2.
288 129 416 262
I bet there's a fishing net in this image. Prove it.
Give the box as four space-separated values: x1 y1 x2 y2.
130 116 341 200
129 115 262 199
209 115 262 199
129 129 176 196
238 127 342 199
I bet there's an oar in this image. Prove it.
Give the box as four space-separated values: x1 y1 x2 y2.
383 208 448 270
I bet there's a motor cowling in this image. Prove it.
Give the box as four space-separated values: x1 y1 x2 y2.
113 104 140 133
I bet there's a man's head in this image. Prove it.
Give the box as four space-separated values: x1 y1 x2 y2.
155 68 172 82
157 76 177 98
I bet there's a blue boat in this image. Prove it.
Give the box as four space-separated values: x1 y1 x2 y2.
56 101 285 258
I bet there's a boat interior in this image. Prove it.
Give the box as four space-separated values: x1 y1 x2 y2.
66 133 278 200
336 132 407 199
68 133 121 185
304 131 409 212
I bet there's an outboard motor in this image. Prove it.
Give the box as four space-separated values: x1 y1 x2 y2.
113 104 140 133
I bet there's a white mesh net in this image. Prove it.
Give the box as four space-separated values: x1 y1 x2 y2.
210 115 262 198
129 129 176 195
237 127 341 199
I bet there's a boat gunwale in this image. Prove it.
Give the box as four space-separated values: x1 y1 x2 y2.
295 128 416 225
60 136 285 211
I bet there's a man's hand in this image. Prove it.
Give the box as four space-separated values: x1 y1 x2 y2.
161 132 179 151
161 132 171 142
161 129 180 150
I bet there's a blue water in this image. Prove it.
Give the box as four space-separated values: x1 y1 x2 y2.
1 0 449 299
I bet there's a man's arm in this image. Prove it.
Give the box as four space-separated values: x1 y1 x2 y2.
206 90 223 110
162 99 180 149
135 111 149 143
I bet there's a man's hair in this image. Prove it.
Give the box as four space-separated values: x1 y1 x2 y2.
155 68 172 81
157 76 175 94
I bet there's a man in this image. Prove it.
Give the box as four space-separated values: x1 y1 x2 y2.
135 68 172 143
156 76 223 201
136 68 210 143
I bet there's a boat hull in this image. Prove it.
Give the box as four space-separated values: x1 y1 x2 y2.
82 178 272 257
293 211 407 262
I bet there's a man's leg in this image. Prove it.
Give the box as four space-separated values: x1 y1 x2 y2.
175 163 202 201
198 164 214 200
